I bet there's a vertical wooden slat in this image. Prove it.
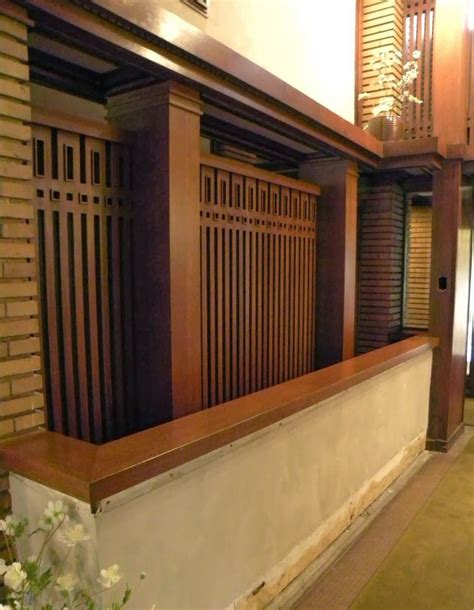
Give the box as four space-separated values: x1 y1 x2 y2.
244 227 251 395
267 233 274 387
231 227 238 399
200 226 209 408
208 225 217 407
238 228 245 397
43 209 63 432
121 216 135 430
58 208 78 437
109 215 125 436
73 212 91 441
224 227 231 401
86 211 103 442
100 209 114 438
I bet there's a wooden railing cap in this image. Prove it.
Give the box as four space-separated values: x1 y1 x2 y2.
0 336 438 507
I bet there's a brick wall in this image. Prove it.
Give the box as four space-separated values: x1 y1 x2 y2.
357 180 405 353
0 5 44 445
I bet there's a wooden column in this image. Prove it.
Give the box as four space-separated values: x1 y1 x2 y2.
108 82 202 427
428 160 471 450
432 0 470 146
299 160 358 368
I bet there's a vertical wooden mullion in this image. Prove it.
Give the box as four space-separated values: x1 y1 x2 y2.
250 230 257 393
73 210 91 441
238 228 245 398
100 210 114 438
283 233 290 381
58 207 78 437
224 227 231 402
86 210 103 442
294 234 301 377
268 233 275 387
262 231 269 389
216 226 224 404
256 230 262 390
301 233 309 374
231 227 238 399
309 236 316 370
121 214 135 431
200 225 209 408
278 235 285 383
288 234 295 380
208 225 217 407
110 214 125 435
244 227 251 395
43 209 64 433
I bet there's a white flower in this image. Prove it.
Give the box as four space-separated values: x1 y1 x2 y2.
0 516 21 537
4 563 27 593
0 604 13 610
39 500 68 531
55 573 79 593
97 564 122 589
412 49 421 59
57 523 90 547
0 558 7 576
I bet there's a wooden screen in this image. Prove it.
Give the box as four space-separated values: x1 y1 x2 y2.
404 202 432 329
404 0 435 138
32 124 134 443
200 155 318 408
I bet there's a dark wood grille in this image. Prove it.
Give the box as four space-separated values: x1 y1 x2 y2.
404 0 435 138
32 124 134 443
200 155 318 408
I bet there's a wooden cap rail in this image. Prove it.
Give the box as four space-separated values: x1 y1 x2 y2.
0 336 438 507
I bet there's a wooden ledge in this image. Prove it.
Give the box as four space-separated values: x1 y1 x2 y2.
0 336 438 507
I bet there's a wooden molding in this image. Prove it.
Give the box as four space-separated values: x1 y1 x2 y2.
0 336 438 506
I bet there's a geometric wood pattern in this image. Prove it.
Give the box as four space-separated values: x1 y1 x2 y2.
358 0 404 128
200 155 318 407
32 124 134 443
404 0 435 138
403 202 432 329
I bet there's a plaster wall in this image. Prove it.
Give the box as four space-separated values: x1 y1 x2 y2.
152 0 357 123
10 350 432 610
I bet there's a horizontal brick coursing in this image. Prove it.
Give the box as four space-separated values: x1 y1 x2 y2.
0 5 45 442
357 183 405 353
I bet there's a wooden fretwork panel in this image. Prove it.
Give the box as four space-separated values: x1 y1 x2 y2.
404 0 435 138
200 156 317 408
32 125 134 443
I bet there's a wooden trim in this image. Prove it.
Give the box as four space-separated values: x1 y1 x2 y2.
22 0 383 167
201 154 321 196
0 336 438 506
31 107 123 142
426 422 465 453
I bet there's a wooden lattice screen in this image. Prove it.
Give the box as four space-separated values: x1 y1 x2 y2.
32 124 135 444
404 0 435 138
200 155 318 408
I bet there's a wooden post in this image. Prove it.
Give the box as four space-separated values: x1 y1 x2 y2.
428 160 471 450
432 0 470 146
108 82 202 427
299 160 358 368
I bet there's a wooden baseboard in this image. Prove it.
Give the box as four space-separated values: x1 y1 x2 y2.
426 422 465 453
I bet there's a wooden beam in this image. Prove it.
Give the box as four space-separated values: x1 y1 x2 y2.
108 81 203 426
299 160 358 367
